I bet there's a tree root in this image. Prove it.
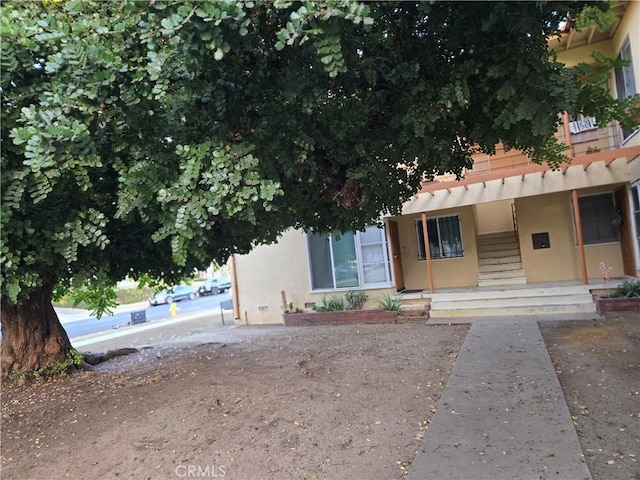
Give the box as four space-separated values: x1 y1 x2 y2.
82 347 140 366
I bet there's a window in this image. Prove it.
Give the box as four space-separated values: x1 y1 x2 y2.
632 184 640 263
307 226 392 290
415 215 463 260
577 193 618 245
614 37 637 140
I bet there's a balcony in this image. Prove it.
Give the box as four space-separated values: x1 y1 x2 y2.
463 118 630 179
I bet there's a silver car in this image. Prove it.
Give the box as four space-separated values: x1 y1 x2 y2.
149 285 198 306
198 277 232 296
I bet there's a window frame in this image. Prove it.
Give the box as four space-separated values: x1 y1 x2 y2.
306 226 393 292
414 214 464 261
574 192 619 246
631 183 640 270
614 36 638 142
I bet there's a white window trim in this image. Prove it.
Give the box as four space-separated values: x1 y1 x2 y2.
615 36 638 144
305 227 394 292
630 182 640 271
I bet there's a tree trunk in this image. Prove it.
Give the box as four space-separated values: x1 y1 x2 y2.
1 283 72 378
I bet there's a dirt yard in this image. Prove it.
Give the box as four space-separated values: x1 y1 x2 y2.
1 323 468 480
540 312 640 480
1 314 637 480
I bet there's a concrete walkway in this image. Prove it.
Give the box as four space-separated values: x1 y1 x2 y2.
408 318 592 480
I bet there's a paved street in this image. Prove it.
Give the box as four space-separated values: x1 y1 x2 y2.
57 292 231 339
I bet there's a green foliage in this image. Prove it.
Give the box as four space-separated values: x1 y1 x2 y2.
612 279 640 298
345 290 368 310
11 349 84 382
2 0 637 324
284 301 303 314
376 293 402 313
313 295 347 312
54 284 155 310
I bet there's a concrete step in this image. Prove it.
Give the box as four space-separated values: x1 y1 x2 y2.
428 284 597 318
477 234 517 245
429 285 592 302
430 294 594 311
429 302 597 318
477 242 520 254
479 262 524 273
477 230 517 239
478 269 526 280
478 248 520 260
478 276 528 287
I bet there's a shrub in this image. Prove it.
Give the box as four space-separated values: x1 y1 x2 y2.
345 290 368 310
613 279 640 298
376 293 402 312
313 295 347 312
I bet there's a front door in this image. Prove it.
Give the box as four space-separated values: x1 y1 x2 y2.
387 220 405 292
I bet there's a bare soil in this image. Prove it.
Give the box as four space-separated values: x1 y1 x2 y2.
540 312 640 480
1 314 637 480
1 323 467 480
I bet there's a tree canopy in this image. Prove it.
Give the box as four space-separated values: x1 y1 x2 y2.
1 0 637 374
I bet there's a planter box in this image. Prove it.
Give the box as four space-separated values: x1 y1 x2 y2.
283 309 399 327
593 295 640 314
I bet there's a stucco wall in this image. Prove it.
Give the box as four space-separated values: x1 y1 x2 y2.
473 200 514 234
517 189 624 283
394 205 478 289
234 229 396 324
612 1 640 148
234 229 309 324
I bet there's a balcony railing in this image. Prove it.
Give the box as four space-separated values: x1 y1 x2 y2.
463 118 629 178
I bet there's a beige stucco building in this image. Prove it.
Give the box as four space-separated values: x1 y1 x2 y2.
231 2 640 324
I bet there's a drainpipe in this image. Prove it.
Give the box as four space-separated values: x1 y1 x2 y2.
421 212 435 293
230 254 240 322
571 190 589 285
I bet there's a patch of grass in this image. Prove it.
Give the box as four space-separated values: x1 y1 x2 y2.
11 349 84 382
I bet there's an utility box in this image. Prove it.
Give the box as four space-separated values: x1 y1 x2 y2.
220 299 233 325
130 310 147 325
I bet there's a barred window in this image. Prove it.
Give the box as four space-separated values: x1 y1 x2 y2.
577 193 618 245
415 215 464 260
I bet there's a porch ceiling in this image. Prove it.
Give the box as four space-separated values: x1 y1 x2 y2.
401 148 640 215
549 1 628 52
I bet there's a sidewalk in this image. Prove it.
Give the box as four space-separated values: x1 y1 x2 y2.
408 318 591 480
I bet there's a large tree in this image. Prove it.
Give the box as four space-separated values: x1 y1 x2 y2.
1 0 636 378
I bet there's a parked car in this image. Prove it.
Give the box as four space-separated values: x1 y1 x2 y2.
149 285 198 306
198 276 232 296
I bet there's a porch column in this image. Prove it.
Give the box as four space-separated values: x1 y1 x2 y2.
421 212 435 293
230 254 241 321
562 111 574 159
571 190 589 285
